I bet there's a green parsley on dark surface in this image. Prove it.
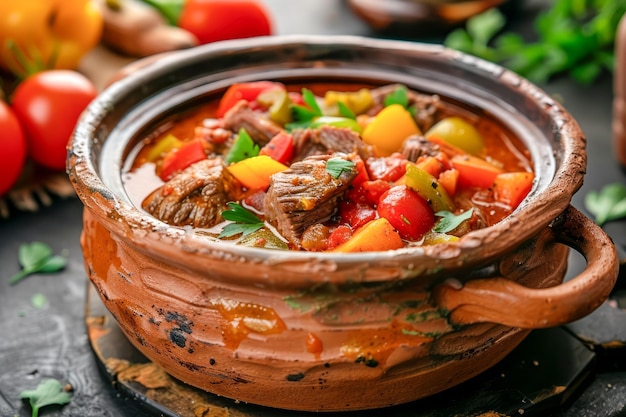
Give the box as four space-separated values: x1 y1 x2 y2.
326 159 356 179
218 202 264 238
445 0 626 85
8 242 67 285
224 128 259 165
584 183 626 226
433 209 474 233
20 379 72 417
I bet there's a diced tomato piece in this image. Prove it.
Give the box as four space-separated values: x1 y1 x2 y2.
216 81 285 117
365 153 408 182
159 139 207 181
377 185 435 240
327 225 353 249
352 155 370 186
493 172 535 208
339 200 377 229
345 180 391 206
451 154 503 189
260 132 294 164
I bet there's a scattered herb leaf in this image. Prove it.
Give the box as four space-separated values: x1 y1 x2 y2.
31 293 48 309
584 183 626 226
286 88 323 131
326 159 356 179
445 0 626 84
433 209 474 233
9 242 67 286
224 128 259 165
218 202 264 238
384 85 409 108
20 379 72 417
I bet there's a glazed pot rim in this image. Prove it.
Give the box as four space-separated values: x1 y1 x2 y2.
68 35 586 276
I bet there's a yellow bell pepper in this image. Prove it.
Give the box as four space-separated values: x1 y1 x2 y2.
324 88 374 115
227 155 288 191
425 116 485 156
362 104 421 156
0 1 103 76
403 164 455 213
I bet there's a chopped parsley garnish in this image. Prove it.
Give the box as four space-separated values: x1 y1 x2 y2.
433 208 474 233
224 128 259 165
384 85 417 116
286 88 323 131
337 101 357 119
218 202 264 238
326 158 356 179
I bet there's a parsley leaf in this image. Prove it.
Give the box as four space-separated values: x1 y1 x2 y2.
384 85 409 108
584 183 626 226
445 0 626 85
20 379 72 417
326 158 356 179
433 209 474 233
224 128 259 165
337 101 356 119
9 242 67 285
286 88 323 131
218 202 264 238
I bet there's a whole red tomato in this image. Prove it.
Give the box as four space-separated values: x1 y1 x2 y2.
11 70 98 171
178 0 273 45
0 101 27 195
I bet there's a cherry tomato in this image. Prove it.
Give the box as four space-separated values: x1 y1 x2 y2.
377 185 435 240
178 0 273 45
339 200 377 229
0 101 27 195
11 70 98 171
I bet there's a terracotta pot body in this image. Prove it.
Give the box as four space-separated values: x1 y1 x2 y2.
68 36 618 411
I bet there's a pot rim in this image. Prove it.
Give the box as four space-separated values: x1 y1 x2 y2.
68 35 586 277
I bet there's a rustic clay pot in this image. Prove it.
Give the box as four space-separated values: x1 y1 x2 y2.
67 36 619 412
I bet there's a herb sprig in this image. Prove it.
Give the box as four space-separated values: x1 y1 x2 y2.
445 0 626 85
326 158 356 179
584 183 626 226
8 242 67 285
433 209 474 234
218 202 264 238
286 89 323 131
20 379 72 417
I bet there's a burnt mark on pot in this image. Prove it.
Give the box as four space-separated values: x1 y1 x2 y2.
286 372 305 382
156 310 194 349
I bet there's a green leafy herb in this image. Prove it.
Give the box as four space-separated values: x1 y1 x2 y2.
224 128 259 165
383 85 417 116
137 0 184 26
20 379 72 417
286 88 323 130
8 242 67 285
445 0 626 84
326 158 356 179
433 209 474 233
584 183 626 226
218 202 264 238
337 101 356 120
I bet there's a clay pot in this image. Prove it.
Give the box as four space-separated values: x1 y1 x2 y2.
67 36 618 411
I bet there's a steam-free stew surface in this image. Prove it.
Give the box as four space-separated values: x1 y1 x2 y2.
123 81 533 252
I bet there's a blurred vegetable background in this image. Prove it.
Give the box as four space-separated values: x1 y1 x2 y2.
445 0 626 85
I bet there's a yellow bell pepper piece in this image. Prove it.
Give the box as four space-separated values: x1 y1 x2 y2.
362 104 421 156
0 0 103 75
425 117 485 156
332 218 404 253
324 88 374 115
227 155 288 191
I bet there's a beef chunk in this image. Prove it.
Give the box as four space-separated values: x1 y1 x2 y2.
222 100 282 146
142 158 230 228
264 153 358 248
369 84 444 132
400 134 441 162
292 125 373 162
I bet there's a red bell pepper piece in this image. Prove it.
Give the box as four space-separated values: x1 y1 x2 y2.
216 81 285 117
259 132 294 164
159 139 207 181
339 200 377 229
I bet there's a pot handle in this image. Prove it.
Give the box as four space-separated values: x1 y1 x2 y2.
433 205 619 329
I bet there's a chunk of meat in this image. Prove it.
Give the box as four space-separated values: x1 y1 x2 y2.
292 125 373 162
222 100 282 146
264 153 358 248
400 134 440 162
369 84 444 132
142 158 230 228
